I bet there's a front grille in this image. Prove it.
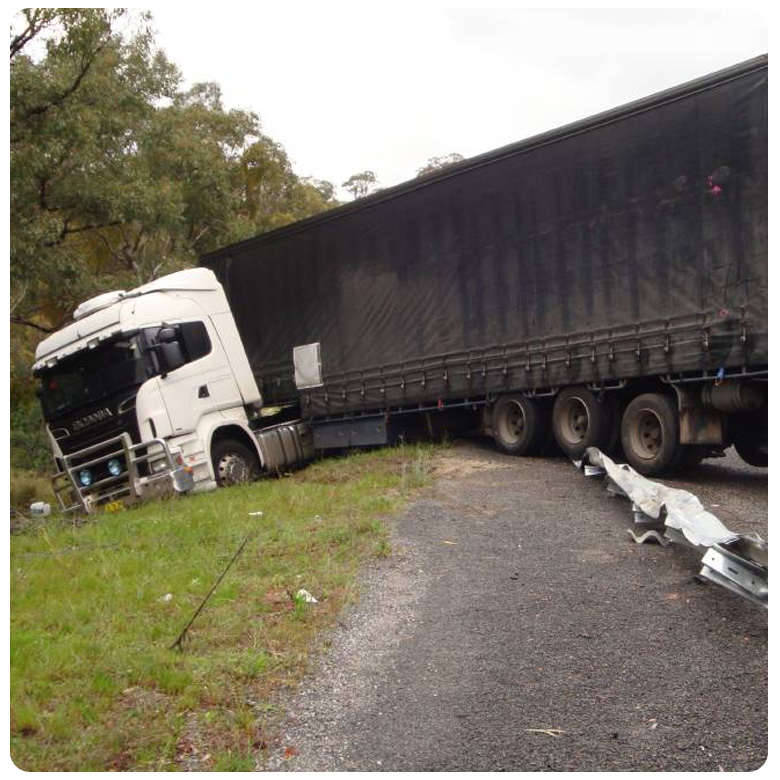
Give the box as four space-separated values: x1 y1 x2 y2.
69 440 129 483
50 394 140 456
54 434 136 511
52 435 186 513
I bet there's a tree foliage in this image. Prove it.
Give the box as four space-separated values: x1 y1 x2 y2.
416 153 465 177
10 8 339 460
10 9 338 333
341 170 379 200
11 9 180 330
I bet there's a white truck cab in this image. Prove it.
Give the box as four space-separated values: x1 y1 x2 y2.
33 268 285 512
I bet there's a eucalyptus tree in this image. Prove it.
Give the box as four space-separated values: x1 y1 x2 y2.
341 170 379 200
9 8 339 459
10 9 180 331
416 153 465 177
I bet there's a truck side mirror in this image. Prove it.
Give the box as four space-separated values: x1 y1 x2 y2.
157 341 186 377
149 326 185 378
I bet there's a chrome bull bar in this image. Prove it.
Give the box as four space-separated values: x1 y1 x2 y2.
52 434 195 513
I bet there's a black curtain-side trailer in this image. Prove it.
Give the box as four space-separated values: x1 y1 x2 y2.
202 56 767 421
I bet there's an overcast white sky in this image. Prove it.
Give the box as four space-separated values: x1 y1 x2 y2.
148 8 763 196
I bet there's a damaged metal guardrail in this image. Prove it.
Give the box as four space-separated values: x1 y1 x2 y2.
574 448 767 609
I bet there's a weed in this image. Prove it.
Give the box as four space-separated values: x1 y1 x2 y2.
375 538 393 557
212 749 256 771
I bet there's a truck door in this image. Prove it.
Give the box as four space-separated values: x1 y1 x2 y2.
149 321 237 435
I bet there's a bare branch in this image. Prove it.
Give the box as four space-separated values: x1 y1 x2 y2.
21 50 100 121
10 282 28 315
93 230 127 265
148 258 168 282
44 219 123 247
10 9 54 60
10 314 54 334
16 12 118 124
189 225 210 247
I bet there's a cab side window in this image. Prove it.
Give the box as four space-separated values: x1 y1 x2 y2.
179 321 211 362
141 321 212 376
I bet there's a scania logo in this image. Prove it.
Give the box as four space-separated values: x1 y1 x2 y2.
72 408 114 432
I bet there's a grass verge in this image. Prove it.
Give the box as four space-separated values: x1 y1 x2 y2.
10 468 56 519
10 444 434 771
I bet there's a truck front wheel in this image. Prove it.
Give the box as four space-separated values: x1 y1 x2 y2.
492 394 549 456
211 439 260 487
552 386 614 459
620 393 682 476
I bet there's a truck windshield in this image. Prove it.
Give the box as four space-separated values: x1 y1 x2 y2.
36 335 153 420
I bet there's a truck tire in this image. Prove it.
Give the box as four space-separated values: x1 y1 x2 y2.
620 393 682 476
211 439 259 487
552 386 615 459
734 443 768 468
730 409 768 468
492 394 548 456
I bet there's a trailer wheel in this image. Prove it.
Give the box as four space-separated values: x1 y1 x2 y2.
492 395 548 456
734 443 768 468
211 439 259 487
620 393 682 476
730 409 768 468
552 386 614 459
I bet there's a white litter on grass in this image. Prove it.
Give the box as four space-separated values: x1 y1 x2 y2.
30 501 51 516
296 589 318 604
159 593 173 603
249 511 264 517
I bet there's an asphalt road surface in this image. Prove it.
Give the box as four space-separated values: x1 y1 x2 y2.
265 443 768 772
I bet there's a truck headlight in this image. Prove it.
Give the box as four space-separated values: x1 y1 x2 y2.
107 458 123 476
79 469 93 486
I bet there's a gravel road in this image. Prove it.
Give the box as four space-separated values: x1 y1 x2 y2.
264 443 768 772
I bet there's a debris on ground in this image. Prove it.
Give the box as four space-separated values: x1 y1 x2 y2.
296 589 318 604
525 728 565 738
575 448 767 609
29 501 51 516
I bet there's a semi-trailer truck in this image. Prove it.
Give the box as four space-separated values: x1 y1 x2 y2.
32 56 767 513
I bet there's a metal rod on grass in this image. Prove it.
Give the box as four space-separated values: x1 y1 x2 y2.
170 536 250 652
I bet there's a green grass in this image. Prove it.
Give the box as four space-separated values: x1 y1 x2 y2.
10 444 435 771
